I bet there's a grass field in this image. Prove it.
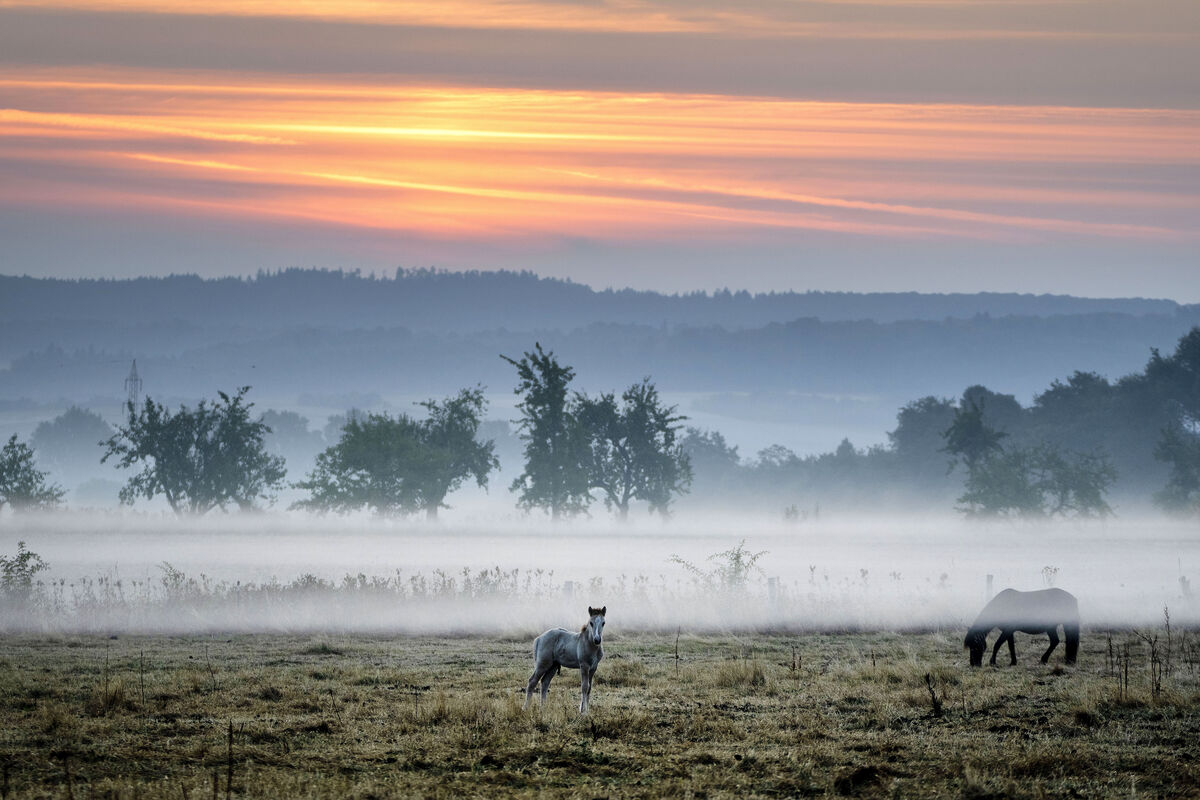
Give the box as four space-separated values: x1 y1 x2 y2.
1 629 1198 798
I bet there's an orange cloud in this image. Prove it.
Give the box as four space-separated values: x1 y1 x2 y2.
2 69 1196 246
2 0 1178 39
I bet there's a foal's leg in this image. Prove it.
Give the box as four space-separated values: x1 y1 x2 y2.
1041 628 1060 664
579 666 592 714
524 665 545 709
539 666 555 705
1006 632 1017 665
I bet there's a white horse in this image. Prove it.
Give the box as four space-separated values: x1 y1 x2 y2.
524 606 606 714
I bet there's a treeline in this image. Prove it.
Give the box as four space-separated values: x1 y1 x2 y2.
0 268 1186 334
683 328 1200 517
5 309 1199 408
0 346 694 520
3 329 1198 520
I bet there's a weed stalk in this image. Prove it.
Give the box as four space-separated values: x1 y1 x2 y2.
923 673 943 718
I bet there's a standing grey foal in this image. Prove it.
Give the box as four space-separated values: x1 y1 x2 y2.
524 606 606 714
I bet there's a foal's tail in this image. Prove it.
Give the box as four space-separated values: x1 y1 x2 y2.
1064 620 1080 664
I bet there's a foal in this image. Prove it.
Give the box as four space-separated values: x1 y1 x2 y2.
524 606 605 714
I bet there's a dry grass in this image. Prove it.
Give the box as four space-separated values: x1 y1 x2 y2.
0 630 1198 798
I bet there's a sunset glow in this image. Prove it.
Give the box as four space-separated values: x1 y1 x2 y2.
4 71 1197 247
1 0 1197 294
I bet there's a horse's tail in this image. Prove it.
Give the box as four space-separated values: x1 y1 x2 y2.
1064 620 1080 664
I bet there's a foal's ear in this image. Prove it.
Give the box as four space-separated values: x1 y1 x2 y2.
600 606 606 616
588 606 600 617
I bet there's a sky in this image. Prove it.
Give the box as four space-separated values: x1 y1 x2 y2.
1 1 1197 299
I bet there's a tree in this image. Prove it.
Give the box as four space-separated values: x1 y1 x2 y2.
680 427 741 496
293 413 426 515
412 388 499 519
888 396 956 487
261 409 326 479
942 396 1007 471
1154 410 1200 515
293 389 498 518
502 344 591 519
576 378 692 519
101 387 286 514
956 444 1115 519
755 444 800 471
1144 327 1200 419
30 406 112 481
0 435 65 513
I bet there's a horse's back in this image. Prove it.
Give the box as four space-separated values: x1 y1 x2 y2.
533 628 581 668
980 587 1078 628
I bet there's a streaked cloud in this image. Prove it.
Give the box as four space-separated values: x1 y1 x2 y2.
0 1 1196 296
3 6 1197 107
2 71 1195 252
2 0 1195 40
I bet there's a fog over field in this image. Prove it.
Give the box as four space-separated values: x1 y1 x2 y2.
3 512 1195 635
3 275 1198 641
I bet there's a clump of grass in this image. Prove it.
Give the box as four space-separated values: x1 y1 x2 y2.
602 657 647 687
35 701 75 735
299 641 344 656
256 685 284 702
711 659 768 688
84 679 136 717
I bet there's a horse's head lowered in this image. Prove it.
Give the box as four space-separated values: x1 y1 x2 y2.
585 606 606 646
964 629 987 667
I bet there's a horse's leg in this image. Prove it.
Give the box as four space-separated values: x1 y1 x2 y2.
579 666 592 714
524 664 545 709
1007 632 1017 665
1041 628 1060 664
1064 623 1080 665
539 665 555 705
989 633 1006 666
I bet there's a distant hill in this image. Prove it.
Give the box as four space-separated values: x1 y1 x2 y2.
0 269 1185 338
2 269 1197 461
3 307 1198 405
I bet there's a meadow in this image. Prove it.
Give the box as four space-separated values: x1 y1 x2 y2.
2 627 1198 799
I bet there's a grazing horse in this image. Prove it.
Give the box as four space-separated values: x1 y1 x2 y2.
524 606 606 714
964 588 1079 667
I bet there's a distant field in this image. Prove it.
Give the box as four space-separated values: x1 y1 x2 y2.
2 630 1198 798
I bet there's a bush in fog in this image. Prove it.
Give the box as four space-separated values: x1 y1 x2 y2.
0 434 65 512
671 540 767 593
0 541 47 605
293 388 498 519
101 386 286 514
